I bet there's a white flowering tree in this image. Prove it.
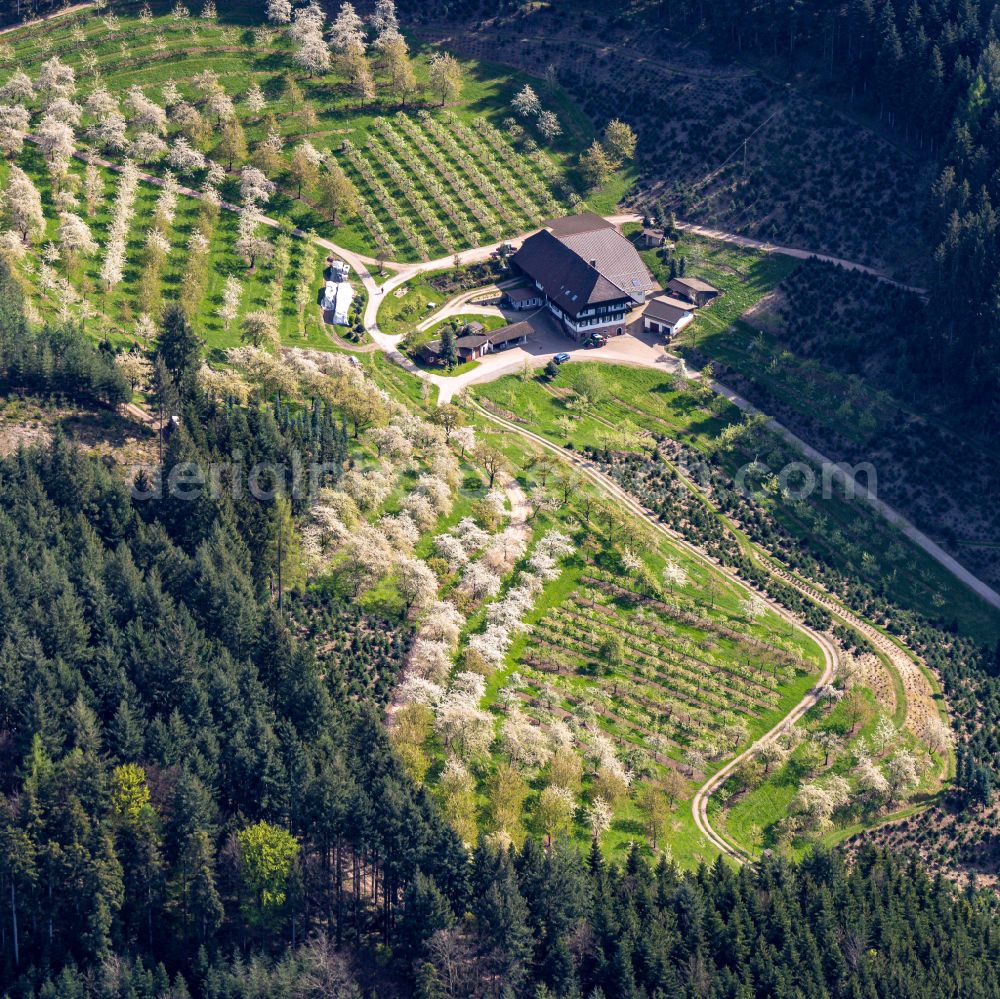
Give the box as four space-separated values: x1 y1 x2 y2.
854 755 890 804
36 56 76 101
0 104 29 158
660 558 687 592
42 97 82 125
537 110 562 143
288 1 324 42
407 638 451 686
2 166 44 244
396 556 438 614
460 562 503 602
266 0 293 23
87 111 129 151
235 206 273 271
85 88 119 118
501 708 551 768
418 600 465 648
124 87 168 134
370 0 398 35
244 82 267 115
0 71 34 104
329 2 365 52
885 749 920 803
167 136 207 174
512 84 541 118
239 165 276 206
128 132 168 164
293 33 331 76
216 274 243 331
742 592 768 622
435 700 493 762
586 795 612 840
870 713 897 755
57 211 98 267
35 115 75 177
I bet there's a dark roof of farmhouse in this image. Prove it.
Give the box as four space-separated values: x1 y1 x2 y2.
513 230 630 316
513 218 653 317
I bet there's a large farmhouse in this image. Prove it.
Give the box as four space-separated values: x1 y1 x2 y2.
511 214 655 340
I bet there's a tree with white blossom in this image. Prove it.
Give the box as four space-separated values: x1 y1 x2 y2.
460 562 503 602
502 708 551 769
663 558 688 592
57 211 98 268
36 56 76 101
85 88 119 117
854 755 890 804
205 90 236 125
217 274 243 331
244 82 267 115
288 1 324 42
129 132 168 164
235 206 273 271
435 696 494 762
418 601 465 648
512 84 541 119
396 556 438 614
329 2 366 52
409 638 453 685
537 110 562 143
35 115 75 179
266 0 293 24
742 592 767 622
293 32 331 76
82 163 103 217
239 165 276 207
87 112 129 152
167 136 207 174
370 0 398 35
0 71 34 104
586 795 612 840
885 749 920 803
42 97 82 126
124 87 168 134
1 167 44 244
0 104 29 158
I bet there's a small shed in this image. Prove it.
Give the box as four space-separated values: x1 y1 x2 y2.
641 227 666 248
643 295 694 339
668 276 720 307
455 321 534 360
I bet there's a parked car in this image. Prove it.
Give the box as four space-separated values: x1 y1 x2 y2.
553 352 571 364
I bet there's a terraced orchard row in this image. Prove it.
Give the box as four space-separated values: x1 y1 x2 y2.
346 111 576 260
510 565 815 782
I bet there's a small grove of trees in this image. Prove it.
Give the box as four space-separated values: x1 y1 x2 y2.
581 118 638 189
0 259 130 406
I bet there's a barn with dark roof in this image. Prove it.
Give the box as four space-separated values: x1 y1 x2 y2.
511 215 654 340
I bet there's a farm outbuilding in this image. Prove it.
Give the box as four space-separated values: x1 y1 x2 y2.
668 276 721 307
642 295 694 339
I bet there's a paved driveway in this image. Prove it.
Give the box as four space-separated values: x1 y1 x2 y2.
431 310 675 402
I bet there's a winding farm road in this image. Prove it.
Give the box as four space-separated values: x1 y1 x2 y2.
466 399 839 862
